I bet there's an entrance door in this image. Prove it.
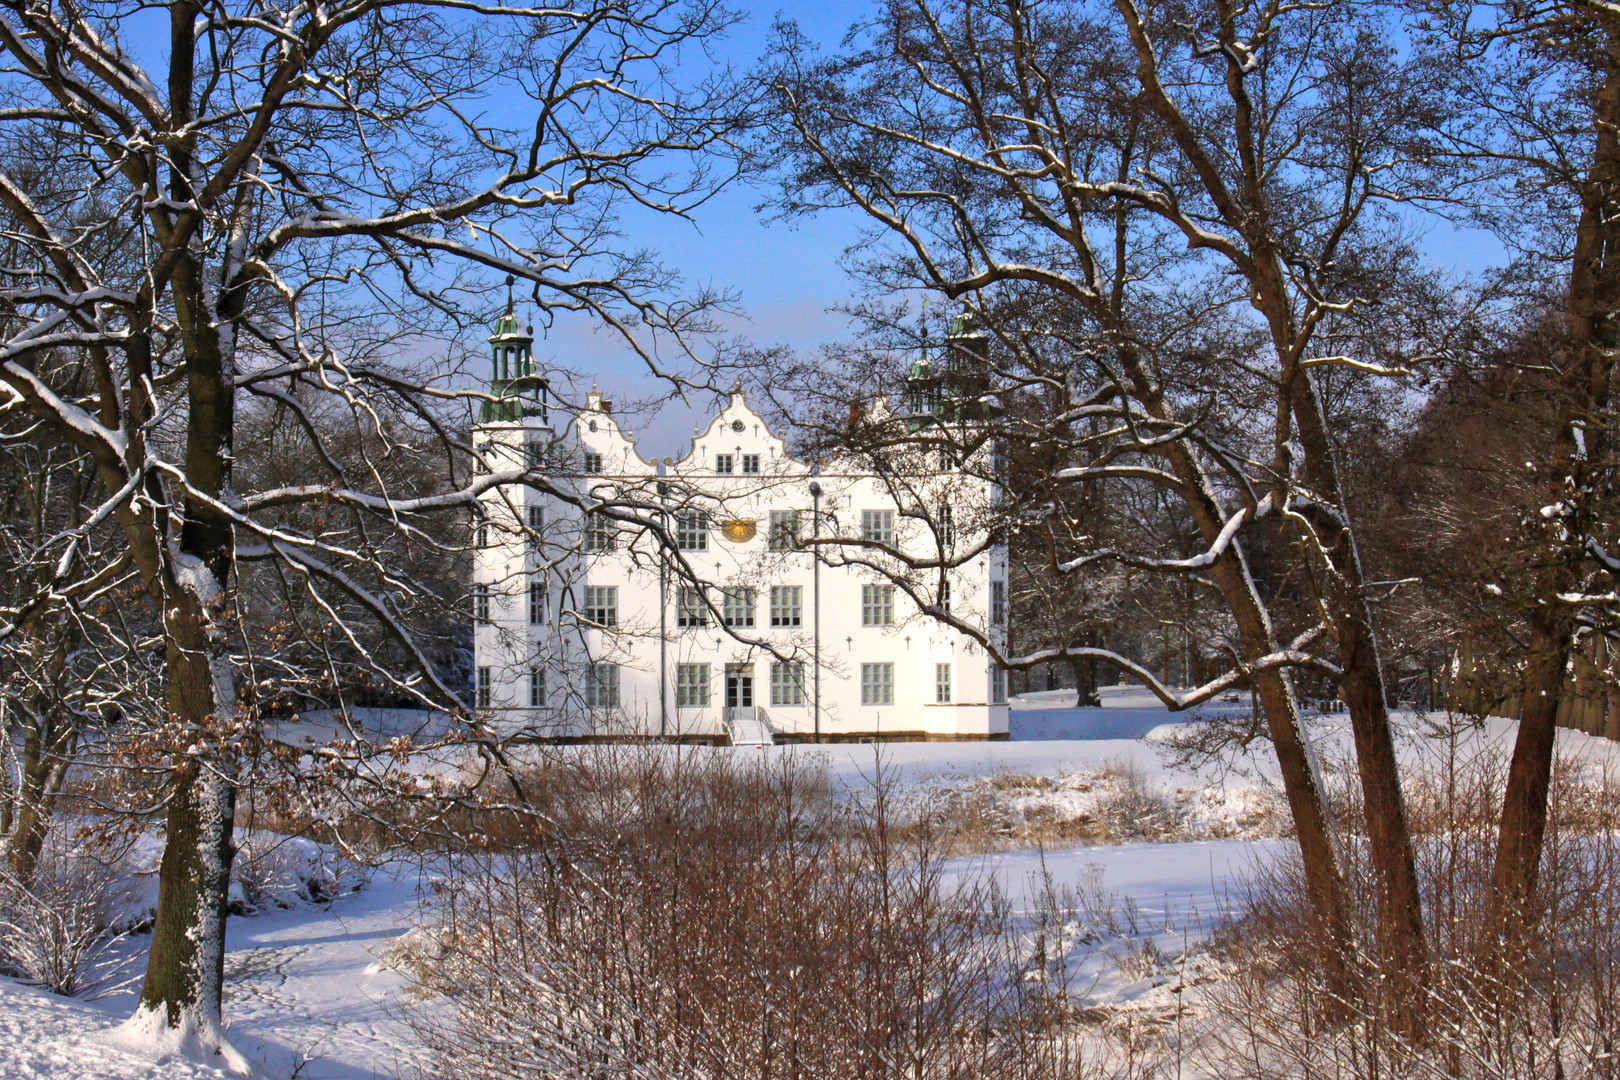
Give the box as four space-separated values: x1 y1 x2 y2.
725 671 754 709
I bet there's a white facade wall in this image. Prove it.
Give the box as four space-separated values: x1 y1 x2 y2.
472 386 1010 740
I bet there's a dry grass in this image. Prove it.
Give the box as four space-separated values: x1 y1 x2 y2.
1197 730 1620 1079
935 757 1290 854
938 765 1186 853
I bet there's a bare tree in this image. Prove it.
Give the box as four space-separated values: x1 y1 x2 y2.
762 0 1455 993
1413 0 1620 931
0 0 752 1062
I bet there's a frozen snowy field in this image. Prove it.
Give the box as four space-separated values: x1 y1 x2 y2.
4 686 1617 1079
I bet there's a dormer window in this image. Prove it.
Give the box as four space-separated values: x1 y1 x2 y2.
715 454 734 475
584 451 602 473
741 454 760 475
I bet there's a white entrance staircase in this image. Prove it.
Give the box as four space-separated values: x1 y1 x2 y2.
724 706 775 746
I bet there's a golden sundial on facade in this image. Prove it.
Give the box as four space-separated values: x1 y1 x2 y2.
720 519 757 543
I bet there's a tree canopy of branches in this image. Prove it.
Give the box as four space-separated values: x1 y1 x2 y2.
762 0 1462 1005
1407 0 1620 930
0 0 752 1062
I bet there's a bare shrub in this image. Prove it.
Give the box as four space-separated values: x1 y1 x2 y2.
233 830 370 911
1094 758 1184 842
1198 725 1620 1078
0 830 137 997
394 746 1159 1080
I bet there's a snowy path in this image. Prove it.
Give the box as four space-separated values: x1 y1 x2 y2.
213 872 428 1080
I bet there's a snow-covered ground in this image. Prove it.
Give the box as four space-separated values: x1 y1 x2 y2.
6 685 1618 1079
0 869 426 1080
0 841 1270 1080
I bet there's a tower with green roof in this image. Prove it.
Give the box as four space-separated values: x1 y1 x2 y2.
479 276 548 424
903 305 995 430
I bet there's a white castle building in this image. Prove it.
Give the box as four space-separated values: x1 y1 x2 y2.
470 302 1010 742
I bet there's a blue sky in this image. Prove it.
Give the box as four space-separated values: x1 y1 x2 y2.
534 2 880 457
536 1 1511 457
108 0 878 456
102 0 1507 458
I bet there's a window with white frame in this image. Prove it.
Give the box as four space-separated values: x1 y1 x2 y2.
527 505 544 553
583 586 618 627
939 579 951 615
675 510 708 550
676 664 710 707
939 503 955 549
770 585 802 627
475 520 489 548
771 661 805 706
768 510 801 551
861 662 894 706
741 453 760 475
990 580 1007 626
525 440 545 469
528 579 548 624
583 451 602 473
861 509 894 544
722 587 755 628
586 663 619 708
476 666 491 709
676 586 708 627
861 584 895 627
474 584 491 624
529 669 546 707
990 665 1007 704
714 453 734 475
936 663 952 703
585 511 617 552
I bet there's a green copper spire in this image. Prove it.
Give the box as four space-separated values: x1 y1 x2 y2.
480 275 547 424
905 303 994 431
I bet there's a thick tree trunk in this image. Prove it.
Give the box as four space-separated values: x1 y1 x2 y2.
121 590 245 1072
1336 602 1427 974
137 760 237 1026
1212 566 1353 972
8 720 60 885
9 781 48 885
8 701 49 883
7 637 78 884
1069 646 1100 708
1118 0 1421 994
1492 37 1620 936
1490 618 1571 924
1130 370 1357 997
1290 376 1428 986
116 80 247 1051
